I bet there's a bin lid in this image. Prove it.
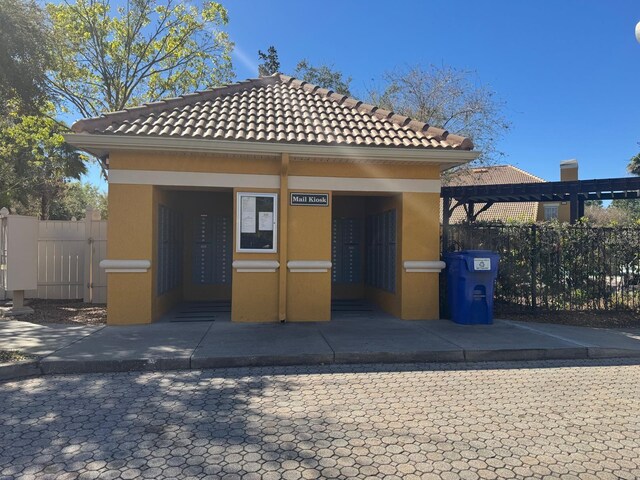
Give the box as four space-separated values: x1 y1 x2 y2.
443 250 499 271
460 250 499 256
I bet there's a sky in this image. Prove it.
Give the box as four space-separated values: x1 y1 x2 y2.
82 0 640 190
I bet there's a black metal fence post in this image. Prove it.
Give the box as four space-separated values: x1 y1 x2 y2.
530 224 538 311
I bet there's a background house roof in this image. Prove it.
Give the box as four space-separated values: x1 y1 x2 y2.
71 74 473 151
443 165 546 222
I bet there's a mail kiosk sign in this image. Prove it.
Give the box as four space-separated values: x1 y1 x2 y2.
290 193 329 207
473 258 491 271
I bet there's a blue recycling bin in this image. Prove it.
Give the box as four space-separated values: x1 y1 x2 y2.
443 250 500 325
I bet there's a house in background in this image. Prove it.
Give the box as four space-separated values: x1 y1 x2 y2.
443 160 579 223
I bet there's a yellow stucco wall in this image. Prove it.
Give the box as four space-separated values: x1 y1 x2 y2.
286 190 332 321
106 184 154 324
290 161 440 179
231 187 280 322
106 150 448 324
110 151 281 175
400 192 442 320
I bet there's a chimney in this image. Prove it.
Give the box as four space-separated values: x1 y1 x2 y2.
560 159 579 182
558 159 578 222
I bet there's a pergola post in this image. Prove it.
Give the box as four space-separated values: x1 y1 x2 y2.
466 201 475 222
442 196 451 252
577 198 585 220
569 193 579 224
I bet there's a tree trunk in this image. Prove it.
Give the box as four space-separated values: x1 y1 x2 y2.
40 190 49 220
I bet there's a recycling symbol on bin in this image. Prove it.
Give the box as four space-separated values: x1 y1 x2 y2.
473 258 491 271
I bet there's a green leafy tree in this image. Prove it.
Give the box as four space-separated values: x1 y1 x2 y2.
49 182 108 220
294 59 352 95
0 0 53 115
369 64 510 165
46 0 234 118
612 147 640 222
0 111 86 219
258 46 280 76
628 150 640 176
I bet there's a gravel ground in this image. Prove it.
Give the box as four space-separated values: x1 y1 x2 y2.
496 308 640 329
6 300 107 326
0 350 35 363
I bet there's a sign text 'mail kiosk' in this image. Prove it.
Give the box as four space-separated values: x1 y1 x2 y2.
65 74 478 325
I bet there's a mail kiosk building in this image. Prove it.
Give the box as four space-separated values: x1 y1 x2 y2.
65 74 477 325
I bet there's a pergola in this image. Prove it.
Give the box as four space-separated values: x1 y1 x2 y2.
441 176 640 225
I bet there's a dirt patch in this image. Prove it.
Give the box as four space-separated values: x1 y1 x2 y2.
0 350 36 363
9 300 107 326
495 308 640 329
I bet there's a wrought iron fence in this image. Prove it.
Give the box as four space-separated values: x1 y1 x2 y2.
442 223 640 314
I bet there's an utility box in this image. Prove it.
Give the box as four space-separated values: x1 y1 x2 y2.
3 214 38 292
443 250 499 325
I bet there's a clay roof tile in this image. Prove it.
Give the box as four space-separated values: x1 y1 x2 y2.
70 73 473 151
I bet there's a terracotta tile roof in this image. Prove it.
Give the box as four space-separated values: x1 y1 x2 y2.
71 74 473 151
442 165 546 223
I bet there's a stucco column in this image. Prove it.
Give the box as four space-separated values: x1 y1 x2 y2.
400 192 442 320
285 191 332 322
279 153 289 321
104 184 154 325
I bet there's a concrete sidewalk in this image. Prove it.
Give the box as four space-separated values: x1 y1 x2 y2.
2 314 640 378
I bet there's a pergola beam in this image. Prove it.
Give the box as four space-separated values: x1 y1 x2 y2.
441 176 640 224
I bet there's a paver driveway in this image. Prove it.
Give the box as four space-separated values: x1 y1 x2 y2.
1 359 639 480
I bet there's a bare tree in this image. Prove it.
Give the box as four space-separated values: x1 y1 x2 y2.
369 65 510 165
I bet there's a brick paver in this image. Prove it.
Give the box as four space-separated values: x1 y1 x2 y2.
1 359 639 479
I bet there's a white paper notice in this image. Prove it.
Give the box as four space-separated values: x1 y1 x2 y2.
259 211 273 231
240 196 256 233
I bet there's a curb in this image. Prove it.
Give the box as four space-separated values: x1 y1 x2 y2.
3 347 640 381
0 361 41 382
